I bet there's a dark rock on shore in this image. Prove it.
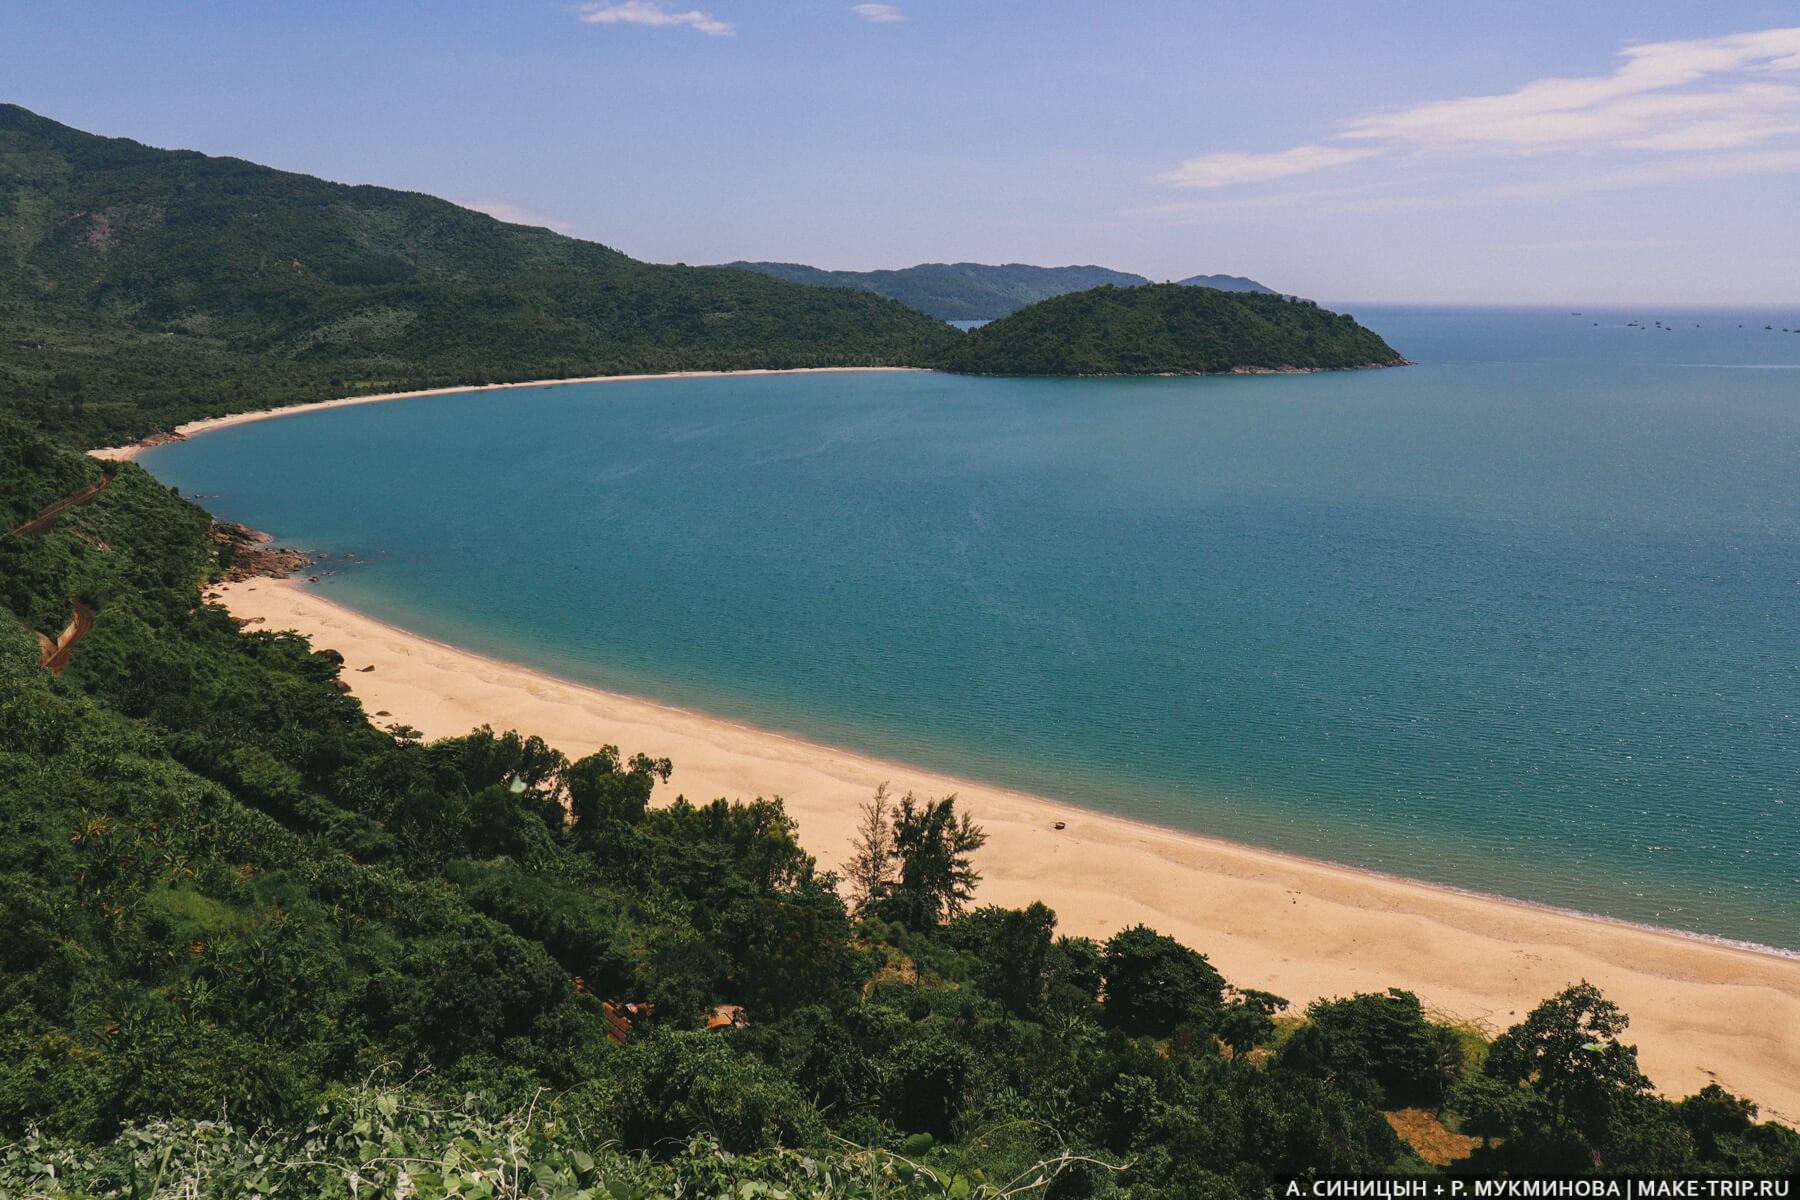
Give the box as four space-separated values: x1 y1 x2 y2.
209 521 320 581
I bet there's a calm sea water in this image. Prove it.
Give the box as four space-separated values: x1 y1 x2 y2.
144 307 1800 951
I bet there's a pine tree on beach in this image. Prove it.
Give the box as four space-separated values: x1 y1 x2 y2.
846 782 896 916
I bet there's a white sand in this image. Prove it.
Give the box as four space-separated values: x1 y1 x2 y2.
219 575 1800 1126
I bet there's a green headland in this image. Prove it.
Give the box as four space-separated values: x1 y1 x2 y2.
932 283 1406 376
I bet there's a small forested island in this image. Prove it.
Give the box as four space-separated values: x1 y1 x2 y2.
4 418 1798 1194
932 284 1407 377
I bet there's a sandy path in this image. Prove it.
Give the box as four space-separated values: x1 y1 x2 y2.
8 473 112 537
42 596 96 674
219 575 1800 1126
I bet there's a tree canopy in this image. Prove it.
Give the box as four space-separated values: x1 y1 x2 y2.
848 786 988 930
1100 924 1227 1038
931 283 1405 377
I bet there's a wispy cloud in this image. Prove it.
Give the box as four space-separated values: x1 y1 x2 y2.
851 4 905 22
462 198 576 233
1162 26 1800 189
1463 146 1800 201
1160 144 1378 188
1138 140 1800 228
1507 238 1694 251
578 1 734 37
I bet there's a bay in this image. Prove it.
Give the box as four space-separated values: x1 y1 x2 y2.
143 307 1800 951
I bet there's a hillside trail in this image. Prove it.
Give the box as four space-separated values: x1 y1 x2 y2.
7 471 110 537
7 471 113 669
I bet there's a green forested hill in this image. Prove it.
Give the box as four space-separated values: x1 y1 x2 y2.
4 418 1798 1193
0 104 957 448
722 260 1154 321
932 283 1405 376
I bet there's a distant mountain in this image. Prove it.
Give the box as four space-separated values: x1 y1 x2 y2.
932 284 1404 377
722 261 1151 321
723 261 1282 320
0 104 956 447
1176 273 1276 294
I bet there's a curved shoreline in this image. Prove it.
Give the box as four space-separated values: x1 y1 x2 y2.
89 366 926 461
235 580 1800 967
105 369 1800 1125
212 573 1800 1126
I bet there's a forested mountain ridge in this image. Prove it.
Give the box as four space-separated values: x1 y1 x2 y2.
0 104 957 448
722 260 1154 321
1176 273 1276 294
721 262 1283 321
0 102 1363 455
4 417 1798 1193
933 284 1405 376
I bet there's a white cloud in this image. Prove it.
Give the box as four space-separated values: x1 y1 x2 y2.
578 1 734 37
1342 28 1800 153
461 198 576 233
1139 143 1800 225
1163 26 1800 190
851 4 905 22
1160 144 1377 188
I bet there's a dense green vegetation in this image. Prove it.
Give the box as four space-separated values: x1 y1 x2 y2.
0 105 958 448
721 262 1156 322
932 284 1405 377
4 418 1797 1195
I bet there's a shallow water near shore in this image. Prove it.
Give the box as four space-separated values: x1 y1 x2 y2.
144 306 1800 951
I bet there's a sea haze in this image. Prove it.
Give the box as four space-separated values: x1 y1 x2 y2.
144 307 1800 952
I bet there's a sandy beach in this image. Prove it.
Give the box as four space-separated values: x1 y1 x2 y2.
101 372 1800 1124
218 573 1800 1125
88 367 922 462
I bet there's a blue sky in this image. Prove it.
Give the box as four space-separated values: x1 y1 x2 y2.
6 1 1799 303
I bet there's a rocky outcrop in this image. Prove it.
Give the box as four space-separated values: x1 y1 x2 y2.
208 521 319 581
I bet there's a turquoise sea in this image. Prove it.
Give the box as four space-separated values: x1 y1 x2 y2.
142 307 1800 952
